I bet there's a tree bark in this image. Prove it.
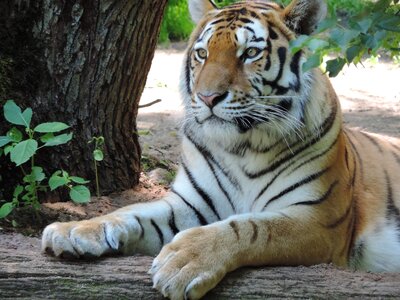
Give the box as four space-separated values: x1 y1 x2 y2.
0 0 167 198
1 233 400 299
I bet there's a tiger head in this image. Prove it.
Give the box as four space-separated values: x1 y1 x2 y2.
183 0 330 145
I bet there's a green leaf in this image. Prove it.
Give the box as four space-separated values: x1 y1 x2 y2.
22 108 32 128
374 0 392 12
23 166 46 183
306 38 329 52
62 170 69 178
0 202 14 219
289 35 310 54
70 176 90 184
0 136 12 147
346 45 363 63
330 29 359 51
10 139 38 166
69 185 91 203
13 185 24 199
34 122 70 133
3 100 32 127
326 58 347 77
40 133 55 143
48 174 69 191
7 127 23 142
43 133 73 147
362 34 378 51
93 149 104 161
315 17 337 34
4 144 13 155
355 18 373 34
302 53 322 72
377 16 400 32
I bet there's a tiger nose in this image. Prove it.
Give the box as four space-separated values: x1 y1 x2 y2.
197 92 228 108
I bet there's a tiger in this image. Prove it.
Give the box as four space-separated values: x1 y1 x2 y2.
41 0 400 299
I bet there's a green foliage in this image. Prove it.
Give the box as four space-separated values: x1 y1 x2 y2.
291 0 400 77
0 100 90 219
88 136 105 198
160 0 195 43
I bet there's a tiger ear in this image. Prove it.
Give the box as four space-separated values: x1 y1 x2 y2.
188 0 218 24
283 0 327 35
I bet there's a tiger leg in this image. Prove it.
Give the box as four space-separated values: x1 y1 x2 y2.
41 192 212 258
151 209 340 300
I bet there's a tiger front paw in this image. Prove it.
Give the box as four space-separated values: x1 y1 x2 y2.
41 216 138 258
150 226 233 300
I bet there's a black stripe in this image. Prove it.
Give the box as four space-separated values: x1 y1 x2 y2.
360 131 383 153
251 82 262 95
171 188 208 226
268 26 278 39
391 150 400 166
243 25 255 34
245 106 337 179
289 50 302 92
263 168 330 209
184 126 241 189
294 180 338 206
249 220 259 243
326 197 353 229
384 171 400 237
289 132 340 174
229 221 240 240
264 38 272 70
136 217 145 239
254 132 339 207
251 37 265 42
150 219 164 246
182 162 221 220
262 47 287 94
165 200 180 236
185 51 192 95
198 28 212 42
274 47 286 83
210 18 225 25
345 130 364 182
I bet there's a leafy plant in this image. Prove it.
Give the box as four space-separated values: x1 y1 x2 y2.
88 136 105 198
0 100 90 219
290 0 400 77
160 0 195 43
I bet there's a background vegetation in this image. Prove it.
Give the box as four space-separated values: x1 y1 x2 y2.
159 0 400 76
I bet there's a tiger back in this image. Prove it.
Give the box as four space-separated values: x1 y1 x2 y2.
41 0 400 299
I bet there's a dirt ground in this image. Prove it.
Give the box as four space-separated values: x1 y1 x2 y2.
0 45 399 240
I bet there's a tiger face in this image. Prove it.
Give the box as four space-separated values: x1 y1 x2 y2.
183 0 327 141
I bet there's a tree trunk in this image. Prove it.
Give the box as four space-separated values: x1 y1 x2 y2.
1 233 400 299
0 0 167 198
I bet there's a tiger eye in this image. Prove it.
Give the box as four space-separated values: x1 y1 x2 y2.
245 47 261 59
196 48 208 59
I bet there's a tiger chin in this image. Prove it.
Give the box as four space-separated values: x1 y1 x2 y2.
41 0 400 299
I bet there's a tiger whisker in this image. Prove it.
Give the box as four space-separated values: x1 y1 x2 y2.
250 107 305 142
254 95 300 99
